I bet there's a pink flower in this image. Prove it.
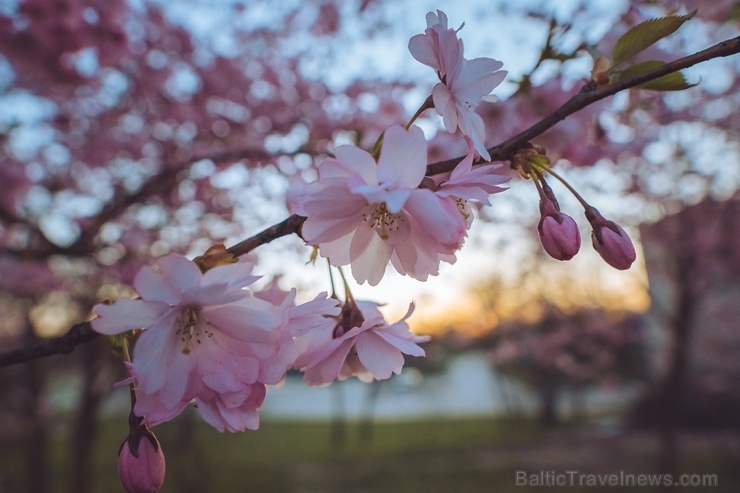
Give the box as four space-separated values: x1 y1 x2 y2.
409 10 507 161
434 138 510 206
585 206 636 270
537 195 581 261
295 301 430 385
92 254 339 432
430 139 510 233
118 415 165 493
300 124 466 285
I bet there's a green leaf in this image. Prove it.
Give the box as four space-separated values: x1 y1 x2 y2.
613 61 696 91
612 10 696 66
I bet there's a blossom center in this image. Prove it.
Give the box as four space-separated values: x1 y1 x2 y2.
362 203 407 240
454 197 471 220
175 305 211 355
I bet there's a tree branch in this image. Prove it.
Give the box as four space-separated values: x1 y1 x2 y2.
0 322 98 368
427 35 740 175
226 214 307 258
0 36 737 369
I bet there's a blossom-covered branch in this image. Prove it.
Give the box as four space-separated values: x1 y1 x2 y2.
0 36 737 371
240 35 740 253
427 34 740 175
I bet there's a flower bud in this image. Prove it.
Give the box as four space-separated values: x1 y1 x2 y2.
118 414 165 493
585 206 636 270
537 195 580 261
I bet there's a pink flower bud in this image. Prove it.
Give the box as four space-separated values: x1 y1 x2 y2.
537 196 580 261
118 415 165 493
585 206 636 270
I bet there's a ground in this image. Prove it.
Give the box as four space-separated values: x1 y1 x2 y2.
1 415 738 492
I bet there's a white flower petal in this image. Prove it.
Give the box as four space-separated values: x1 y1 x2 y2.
432 83 458 133
92 299 170 335
376 125 427 190
155 254 203 294
335 145 379 186
133 265 181 305
452 59 505 101
408 33 439 70
349 223 393 285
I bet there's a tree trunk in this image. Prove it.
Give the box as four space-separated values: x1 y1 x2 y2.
23 325 48 493
539 382 558 426
359 381 382 444
657 262 694 489
69 340 108 493
330 382 347 447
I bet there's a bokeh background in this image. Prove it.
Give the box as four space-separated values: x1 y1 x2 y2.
0 0 738 491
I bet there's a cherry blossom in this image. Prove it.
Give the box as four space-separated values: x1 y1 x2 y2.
299 124 467 285
295 300 429 385
91 254 339 431
409 10 507 160
434 138 511 213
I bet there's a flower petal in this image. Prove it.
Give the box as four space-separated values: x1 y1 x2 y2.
349 222 393 285
432 83 458 134
405 189 465 246
355 331 404 379
133 265 181 305
91 299 170 335
376 125 427 190
335 145 378 186
155 254 203 295
301 338 356 386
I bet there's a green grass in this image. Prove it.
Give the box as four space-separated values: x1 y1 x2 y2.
2 414 739 492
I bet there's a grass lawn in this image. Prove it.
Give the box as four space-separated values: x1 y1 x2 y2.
1 413 739 492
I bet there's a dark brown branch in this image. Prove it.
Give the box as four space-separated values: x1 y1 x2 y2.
0 322 98 368
1 36 738 369
427 35 740 176
222 36 740 257
226 214 307 257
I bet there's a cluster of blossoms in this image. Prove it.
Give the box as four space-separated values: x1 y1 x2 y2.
92 250 436 430
92 250 433 491
296 125 509 285
90 9 638 492
297 10 510 286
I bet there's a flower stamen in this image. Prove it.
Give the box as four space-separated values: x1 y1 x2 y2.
175 306 210 355
362 203 406 240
